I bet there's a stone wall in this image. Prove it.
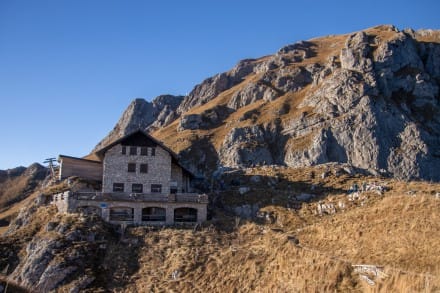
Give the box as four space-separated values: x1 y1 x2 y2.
182 173 191 193
52 191 71 213
52 191 207 225
171 163 183 192
102 144 172 194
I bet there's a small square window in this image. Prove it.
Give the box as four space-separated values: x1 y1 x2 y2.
140 163 148 173
128 163 136 173
151 148 156 156
129 146 137 155
121 146 126 155
140 147 148 156
132 184 143 193
151 184 162 193
113 183 124 192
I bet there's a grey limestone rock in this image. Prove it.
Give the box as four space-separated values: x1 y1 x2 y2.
218 121 286 169
424 43 440 79
227 82 278 110
233 204 259 219
177 73 230 114
10 238 60 290
340 32 373 73
95 25 440 181
219 126 274 167
8 212 112 292
93 95 183 151
277 28 440 180
178 114 203 131
178 59 260 114
277 40 315 62
373 32 424 98
274 67 313 93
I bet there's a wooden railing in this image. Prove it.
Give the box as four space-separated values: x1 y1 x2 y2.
71 192 208 203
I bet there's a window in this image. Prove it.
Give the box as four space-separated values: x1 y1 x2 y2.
170 181 177 194
121 146 126 155
113 183 124 192
140 147 148 156
142 207 166 221
174 208 197 222
140 163 148 173
151 148 156 156
110 207 134 221
132 183 143 193
151 184 162 193
129 146 137 155
128 163 136 173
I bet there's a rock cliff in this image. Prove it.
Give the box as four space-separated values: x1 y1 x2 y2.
93 95 184 152
96 25 440 181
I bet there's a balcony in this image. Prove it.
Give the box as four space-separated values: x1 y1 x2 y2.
71 192 208 204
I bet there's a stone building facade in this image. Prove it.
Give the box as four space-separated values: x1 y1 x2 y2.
54 130 207 225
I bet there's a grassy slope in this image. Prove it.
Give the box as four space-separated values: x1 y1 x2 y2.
6 166 436 292
0 172 49 234
85 166 440 292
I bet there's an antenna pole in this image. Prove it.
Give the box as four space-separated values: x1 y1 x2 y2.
43 157 57 179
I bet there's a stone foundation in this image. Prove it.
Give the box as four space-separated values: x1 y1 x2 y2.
52 191 208 225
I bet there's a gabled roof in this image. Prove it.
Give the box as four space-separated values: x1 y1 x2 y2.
94 129 195 177
94 129 177 158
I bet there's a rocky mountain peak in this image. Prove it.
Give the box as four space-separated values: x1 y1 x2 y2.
93 95 184 152
94 25 440 181
0 163 46 184
23 163 47 179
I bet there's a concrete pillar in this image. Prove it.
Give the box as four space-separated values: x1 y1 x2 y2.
133 207 142 225
101 208 110 222
198 205 207 223
168 194 176 202
166 207 174 225
66 191 74 213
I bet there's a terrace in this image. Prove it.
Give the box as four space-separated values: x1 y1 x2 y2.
62 191 209 204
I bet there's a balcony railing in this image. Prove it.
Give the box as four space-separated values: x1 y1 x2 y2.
70 192 208 203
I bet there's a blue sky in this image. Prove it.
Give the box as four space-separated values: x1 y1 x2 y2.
0 0 439 169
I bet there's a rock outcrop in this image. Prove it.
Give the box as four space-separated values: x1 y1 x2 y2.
279 27 440 180
93 95 183 151
95 25 440 181
177 59 260 114
5 205 113 292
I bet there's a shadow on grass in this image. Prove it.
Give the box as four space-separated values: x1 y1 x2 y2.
206 165 372 231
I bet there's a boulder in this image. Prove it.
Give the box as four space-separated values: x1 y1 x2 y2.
219 126 274 167
340 32 373 73
233 204 259 219
228 82 278 109
178 114 203 131
238 187 250 195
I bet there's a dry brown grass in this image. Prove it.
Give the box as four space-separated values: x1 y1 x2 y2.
1 166 439 292
0 176 35 211
298 193 440 271
74 166 438 292
0 191 41 235
124 224 359 292
0 179 69 234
